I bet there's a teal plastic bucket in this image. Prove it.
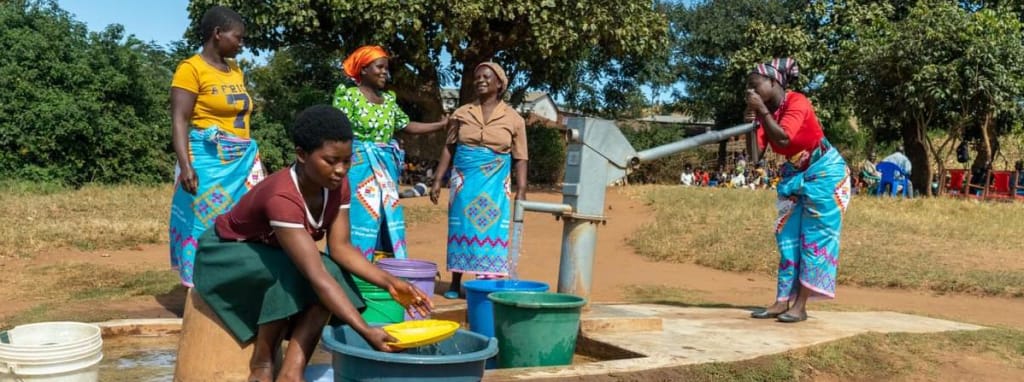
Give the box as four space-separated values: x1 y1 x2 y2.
321 324 497 381
489 292 587 368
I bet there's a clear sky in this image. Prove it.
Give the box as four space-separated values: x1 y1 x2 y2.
57 0 190 48
57 0 270 61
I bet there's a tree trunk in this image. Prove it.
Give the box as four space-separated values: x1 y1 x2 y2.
971 111 994 172
391 64 446 161
903 122 931 196
717 140 728 169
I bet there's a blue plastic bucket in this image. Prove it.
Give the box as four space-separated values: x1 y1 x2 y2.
463 280 549 338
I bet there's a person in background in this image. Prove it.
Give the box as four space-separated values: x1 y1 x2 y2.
858 152 881 193
729 166 746 188
168 6 265 287
1009 160 1024 196
191 105 432 382
680 163 695 186
880 146 913 196
744 57 850 323
430 62 528 299
880 146 911 177
332 45 448 261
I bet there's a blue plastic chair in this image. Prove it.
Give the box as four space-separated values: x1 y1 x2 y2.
875 161 910 197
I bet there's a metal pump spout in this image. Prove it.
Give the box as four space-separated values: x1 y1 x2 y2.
513 200 573 223
515 118 756 303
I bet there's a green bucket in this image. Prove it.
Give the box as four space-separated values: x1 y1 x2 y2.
354 277 404 324
488 292 587 368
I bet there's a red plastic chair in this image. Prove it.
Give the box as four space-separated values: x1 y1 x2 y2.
944 169 966 196
986 171 1013 200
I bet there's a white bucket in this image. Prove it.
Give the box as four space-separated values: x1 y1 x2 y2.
0 322 103 382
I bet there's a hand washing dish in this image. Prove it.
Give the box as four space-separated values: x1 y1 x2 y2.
383 320 460 349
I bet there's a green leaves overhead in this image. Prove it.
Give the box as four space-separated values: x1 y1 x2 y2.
187 0 668 115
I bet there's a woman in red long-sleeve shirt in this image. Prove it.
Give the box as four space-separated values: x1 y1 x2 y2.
744 58 852 323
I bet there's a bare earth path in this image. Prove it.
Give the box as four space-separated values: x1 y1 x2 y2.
2 188 1022 329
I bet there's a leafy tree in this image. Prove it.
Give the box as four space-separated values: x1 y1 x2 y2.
186 0 668 119
832 0 1024 194
0 0 174 185
246 46 346 171
668 0 826 165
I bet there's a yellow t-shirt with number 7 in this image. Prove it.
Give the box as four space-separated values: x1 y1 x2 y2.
171 55 251 139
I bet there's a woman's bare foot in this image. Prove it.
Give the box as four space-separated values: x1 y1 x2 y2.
274 369 304 382
247 362 274 382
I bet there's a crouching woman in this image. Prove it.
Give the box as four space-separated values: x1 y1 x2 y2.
192 105 432 382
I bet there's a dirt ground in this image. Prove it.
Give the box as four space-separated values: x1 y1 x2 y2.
3 188 1022 329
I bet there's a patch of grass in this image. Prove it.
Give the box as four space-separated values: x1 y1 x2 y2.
18 263 178 303
1 263 178 329
72 269 180 300
598 329 1024 382
0 183 171 258
0 180 69 195
628 186 1024 298
0 183 444 259
1 303 131 329
1 304 54 330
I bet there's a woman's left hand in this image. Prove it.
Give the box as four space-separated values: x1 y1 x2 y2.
387 279 434 317
745 89 768 116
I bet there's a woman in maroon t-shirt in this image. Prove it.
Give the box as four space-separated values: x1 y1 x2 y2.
190 105 432 382
744 58 851 324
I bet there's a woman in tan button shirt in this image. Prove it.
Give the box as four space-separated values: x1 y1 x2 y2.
430 62 528 299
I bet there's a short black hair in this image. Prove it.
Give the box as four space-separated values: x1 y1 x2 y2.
199 6 244 43
290 105 353 152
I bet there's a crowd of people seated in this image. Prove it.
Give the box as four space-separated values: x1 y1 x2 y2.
401 158 439 185
680 156 782 190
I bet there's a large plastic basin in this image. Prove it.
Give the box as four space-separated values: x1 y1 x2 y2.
320 324 497 382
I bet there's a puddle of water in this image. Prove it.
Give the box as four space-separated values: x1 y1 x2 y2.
99 336 177 382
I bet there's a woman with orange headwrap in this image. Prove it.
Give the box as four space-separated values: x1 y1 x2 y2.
333 45 447 262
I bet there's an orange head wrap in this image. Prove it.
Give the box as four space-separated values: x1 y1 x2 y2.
475 62 508 95
342 45 388 83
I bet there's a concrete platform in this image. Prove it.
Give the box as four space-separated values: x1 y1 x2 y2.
94 303 985 380
484 304 985 380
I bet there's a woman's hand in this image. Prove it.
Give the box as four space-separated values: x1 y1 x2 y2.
743 107 757 123
745 89 769 117
360 326 400 352
387 279 434 318
514 189 526 201
437 114 450 130
178 165 198 195
429 182 442 205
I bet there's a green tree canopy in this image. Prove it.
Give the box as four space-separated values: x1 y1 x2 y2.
0 0 175 185
186 0 668 119
832 0 1024 194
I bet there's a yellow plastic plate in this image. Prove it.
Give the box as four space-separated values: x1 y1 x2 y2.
382 320 460 349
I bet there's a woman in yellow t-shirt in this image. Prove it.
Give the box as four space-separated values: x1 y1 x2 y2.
168 6 265 288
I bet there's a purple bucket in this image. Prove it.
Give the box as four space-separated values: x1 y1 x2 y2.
377 258 438 320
